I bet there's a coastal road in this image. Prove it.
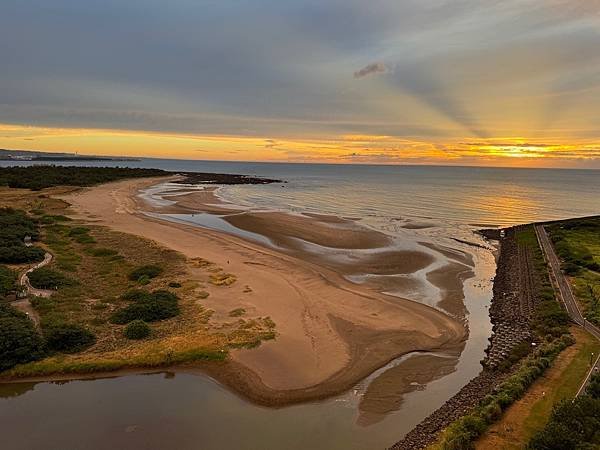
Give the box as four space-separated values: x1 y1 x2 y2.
535 224 600 396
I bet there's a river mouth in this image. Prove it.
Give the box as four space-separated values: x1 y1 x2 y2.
0 179 496 450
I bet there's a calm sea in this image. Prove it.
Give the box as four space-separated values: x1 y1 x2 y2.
4 159 598 226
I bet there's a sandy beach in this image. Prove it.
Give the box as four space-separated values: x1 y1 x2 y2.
59 177 468 404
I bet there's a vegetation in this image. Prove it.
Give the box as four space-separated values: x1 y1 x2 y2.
0 166 167 190
547 217 600 327
87 247 119 257
129 264 163 283
434 226 574 449
475 329 600 447
0 180 276 379
0 265 16 297
438 335 574 450
229 308 246 317
42 320 96 353
124 320 151 339
4 346 227 379
28 267 74 290
0 304 45 370
517 226 571 339
0 208 45 264
110 290 180 324
528 373 600 449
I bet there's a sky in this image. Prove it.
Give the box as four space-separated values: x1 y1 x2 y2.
1 0 600 168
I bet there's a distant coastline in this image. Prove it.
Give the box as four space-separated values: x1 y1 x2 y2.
0 148 139 162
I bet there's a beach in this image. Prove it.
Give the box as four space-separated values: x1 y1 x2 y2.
59 177 469 404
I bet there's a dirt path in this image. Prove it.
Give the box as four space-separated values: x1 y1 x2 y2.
14 252 54 326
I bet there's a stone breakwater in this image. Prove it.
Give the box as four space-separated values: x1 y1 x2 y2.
391 226 537 450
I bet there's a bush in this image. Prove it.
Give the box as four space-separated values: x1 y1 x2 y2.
28 267 73 290
0 304 45 371
43 321 96 353
0 265 16 297
168 282 181 288
124 320 151 339
0 166 167 190
110 290 179 324
528 395 600 449
128 265 163 282
0 207 42 264
87 247 119 257
121 289 151 301
440 337 573 450
0 245 45 264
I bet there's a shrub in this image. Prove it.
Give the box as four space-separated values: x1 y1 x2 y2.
124 320 151 339
0 166 167 190
87 247 119 257
0 304 45 371
528 394 600 449
229 308 246 317
28 267 74 290
128 265 163 282
440 337 573 450
0 265 16 297
110 290 179 324
121 289 151 301
43 321 96 353
168 282 181 288
0 245 45 264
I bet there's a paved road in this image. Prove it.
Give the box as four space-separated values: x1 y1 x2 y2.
535 224 600 396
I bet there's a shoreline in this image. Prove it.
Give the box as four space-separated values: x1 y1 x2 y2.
390 225 545 449
1 176 475 408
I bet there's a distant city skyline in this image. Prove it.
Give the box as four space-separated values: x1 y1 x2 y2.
2 1 599 168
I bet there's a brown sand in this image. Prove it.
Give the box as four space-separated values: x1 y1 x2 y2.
427 262 474 318
59 178 466 403
357 353 460 426
162 188 245 214
225 211 391 249
419 241 475 267
334 250 435 275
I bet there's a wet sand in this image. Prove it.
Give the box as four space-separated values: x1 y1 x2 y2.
357 353 459 426
55 177 469 404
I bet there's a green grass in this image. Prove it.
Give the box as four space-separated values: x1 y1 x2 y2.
3 347 228 378
521 332 600 440
548 218 600 326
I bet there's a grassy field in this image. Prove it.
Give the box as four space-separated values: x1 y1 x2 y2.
0 186 276 378
475 327 600 449
547 217 600 326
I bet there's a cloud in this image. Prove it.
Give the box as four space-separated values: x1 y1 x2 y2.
1 0 599 156
354 62 388 79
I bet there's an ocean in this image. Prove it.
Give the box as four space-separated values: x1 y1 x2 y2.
4 159 598 226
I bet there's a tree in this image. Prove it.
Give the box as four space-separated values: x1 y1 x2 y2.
0 304 45 371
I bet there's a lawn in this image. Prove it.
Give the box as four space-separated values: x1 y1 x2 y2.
547 217 600 326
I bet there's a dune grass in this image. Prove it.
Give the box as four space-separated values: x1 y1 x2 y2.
0 187 276 379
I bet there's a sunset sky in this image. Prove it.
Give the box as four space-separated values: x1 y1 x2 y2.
1 0 600 168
